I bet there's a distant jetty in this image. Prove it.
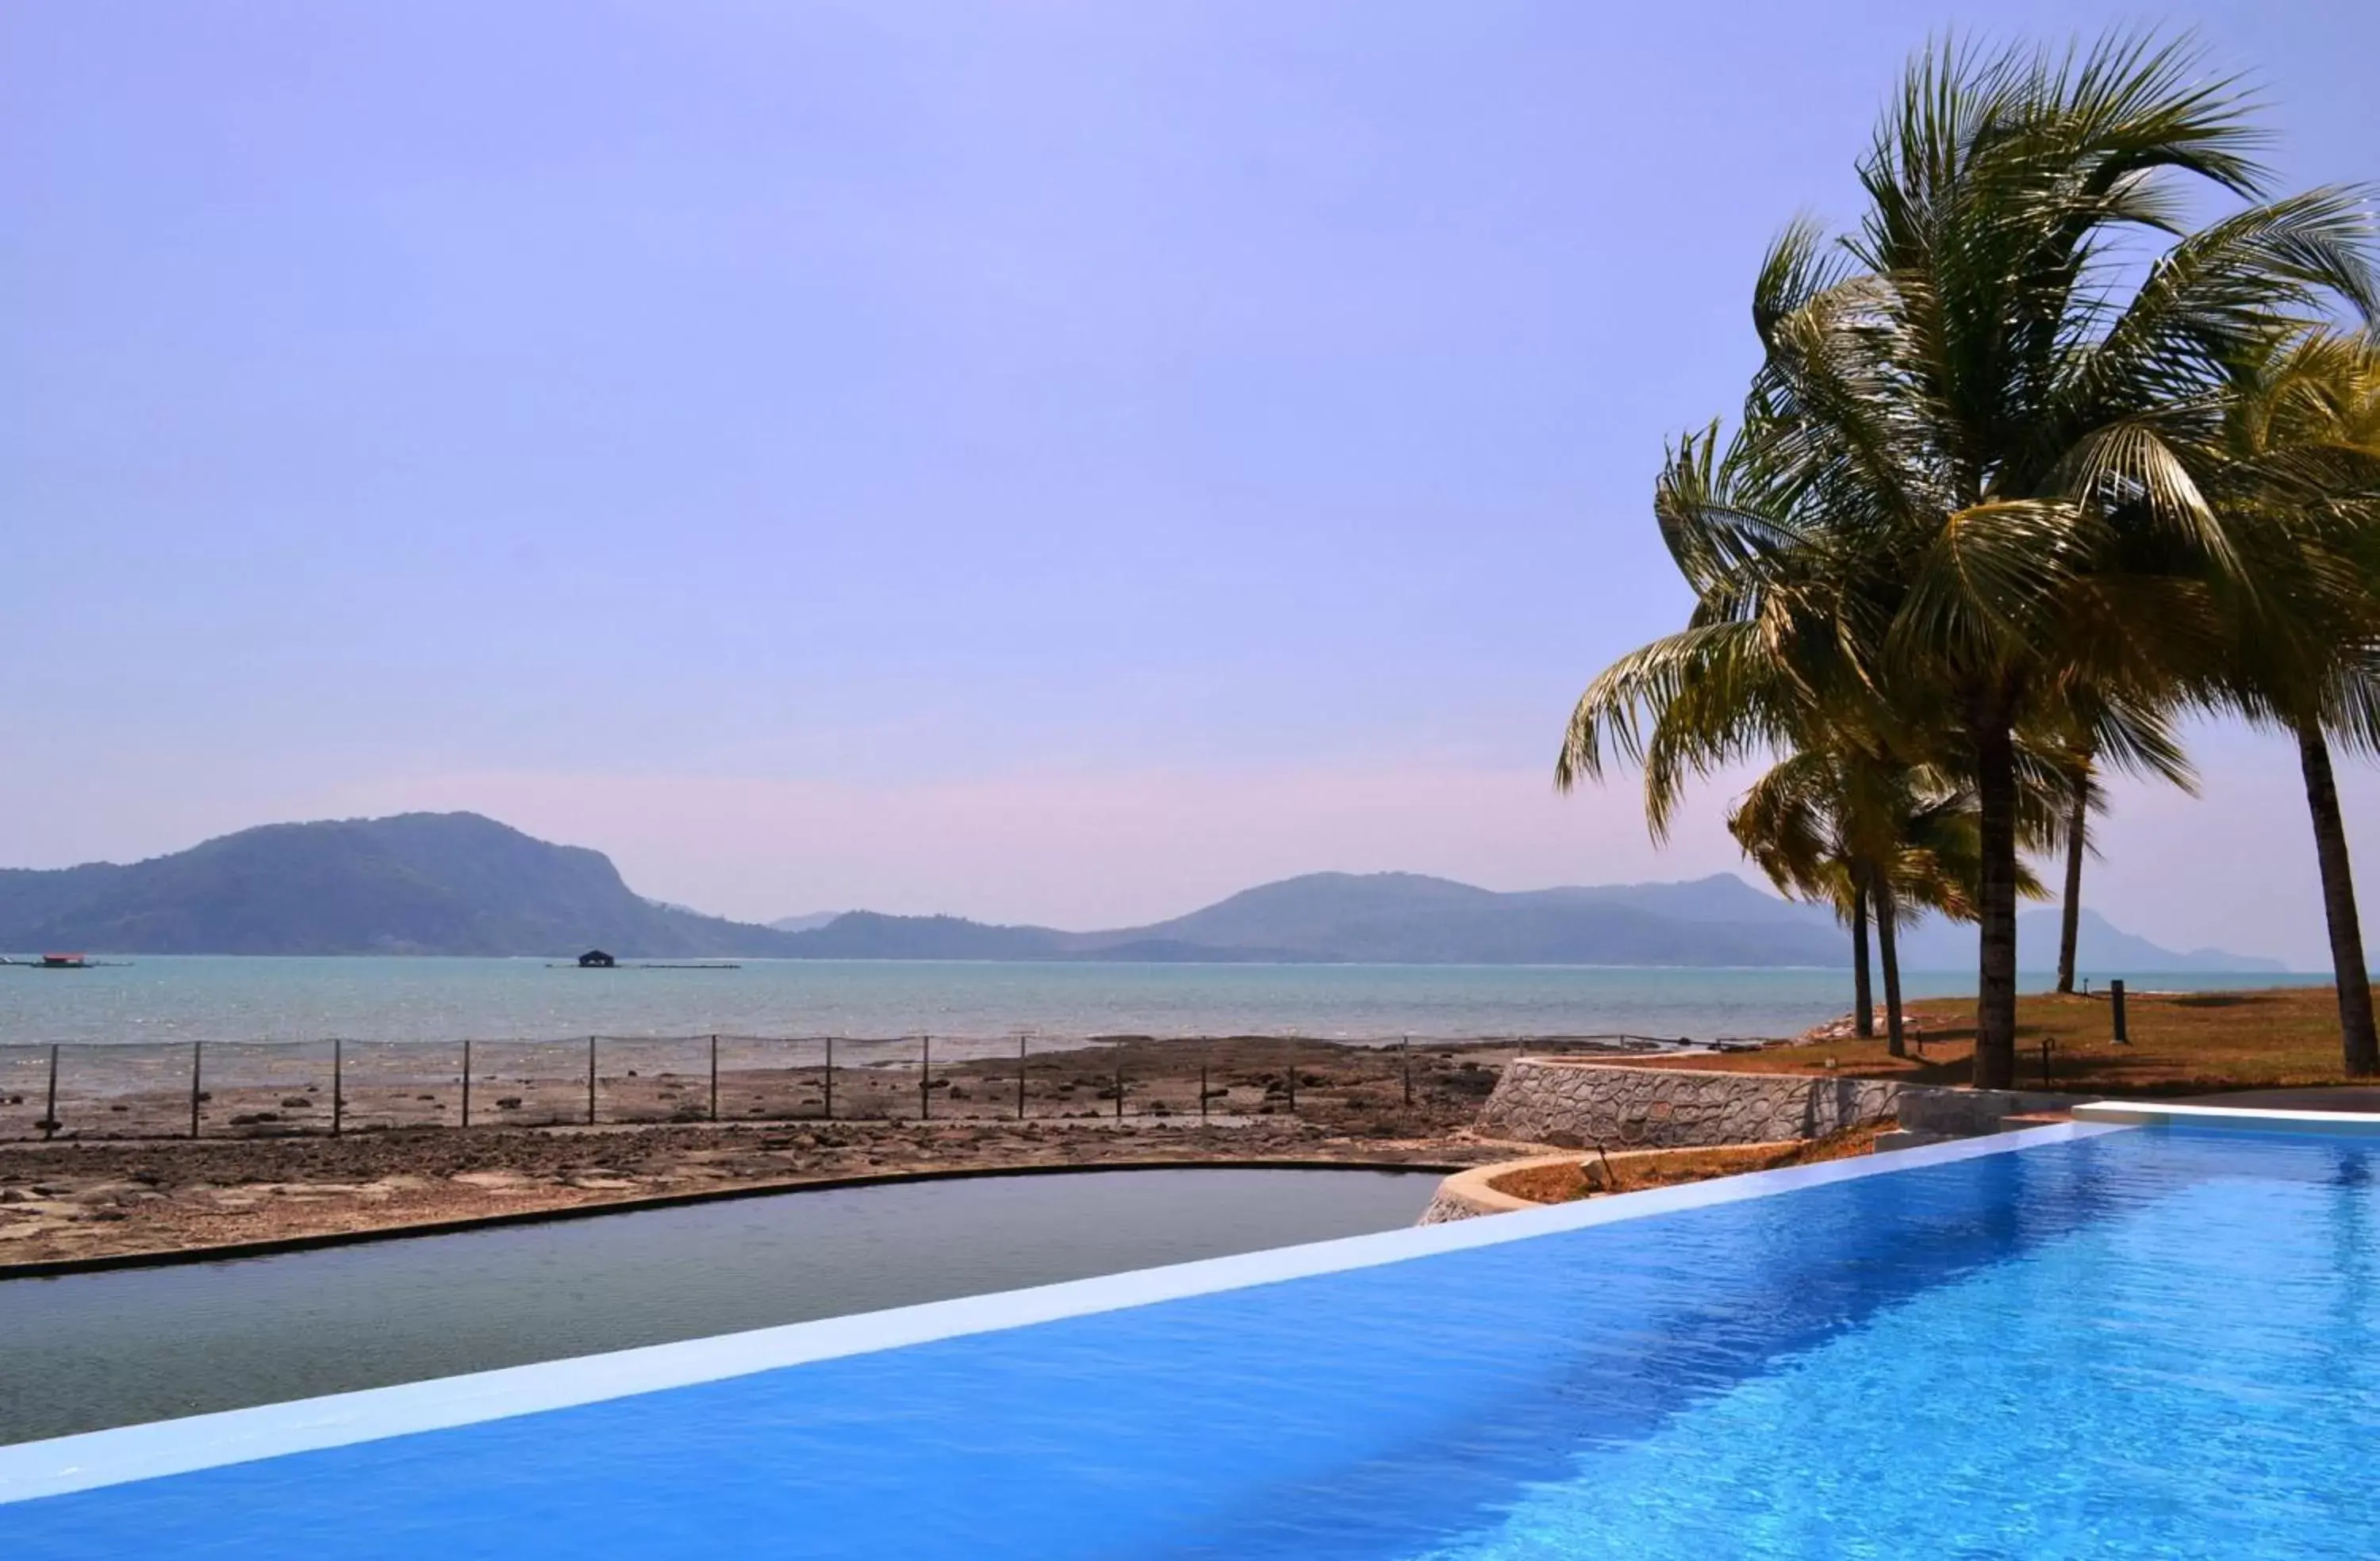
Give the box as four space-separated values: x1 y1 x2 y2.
542 957 742 971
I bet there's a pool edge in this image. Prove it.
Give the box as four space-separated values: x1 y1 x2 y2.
2075 1099 2380 1136
0 1119 2121 1506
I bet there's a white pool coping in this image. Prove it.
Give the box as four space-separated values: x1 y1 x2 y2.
2074 1099 2380 1135
0 1121 2125 1506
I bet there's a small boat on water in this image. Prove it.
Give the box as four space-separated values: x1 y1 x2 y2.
36 953 90 969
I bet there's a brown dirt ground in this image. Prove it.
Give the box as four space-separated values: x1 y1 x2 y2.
1488 1120 1892 1205
1628 985 2370 1096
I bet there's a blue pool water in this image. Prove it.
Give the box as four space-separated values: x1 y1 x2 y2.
4 1122 2375 1558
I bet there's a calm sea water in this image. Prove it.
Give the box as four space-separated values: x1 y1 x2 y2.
0 957 2324 1048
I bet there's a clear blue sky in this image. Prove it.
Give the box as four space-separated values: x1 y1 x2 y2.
6 2 2376 964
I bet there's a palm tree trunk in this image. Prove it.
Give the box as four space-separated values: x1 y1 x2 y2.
1875 875 1906 1059
1973 720 2020 1090
2055 773 2087 995
2295 718 2379 1077
1850 876 1874 1039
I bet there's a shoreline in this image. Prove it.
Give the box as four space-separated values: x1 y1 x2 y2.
0 1037 1528 1268
0 1034 1545 1142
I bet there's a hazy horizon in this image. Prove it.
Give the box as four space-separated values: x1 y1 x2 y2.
0 804 2297 969
8 3 2378 970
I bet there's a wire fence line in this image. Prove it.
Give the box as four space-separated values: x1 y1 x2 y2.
0 1031 1694 1143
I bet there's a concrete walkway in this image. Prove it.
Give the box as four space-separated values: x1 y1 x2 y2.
2190 1087 2380 1114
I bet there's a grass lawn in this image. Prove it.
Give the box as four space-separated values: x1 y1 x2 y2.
1638 985 2362 1096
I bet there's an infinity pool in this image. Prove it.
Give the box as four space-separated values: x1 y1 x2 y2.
4 1114 2374 1558
0 1166 1440 1444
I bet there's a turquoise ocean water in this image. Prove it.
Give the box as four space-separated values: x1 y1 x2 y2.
0 957 2322 1048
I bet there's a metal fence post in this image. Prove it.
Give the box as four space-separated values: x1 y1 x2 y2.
190 1041 203 1139
2110 980 2129 1045
461 1038 472 1129
44 1044 58 1140
1401 1034 1413 1108
1285 1038 1296 1115
2040 1037 2054 1088
1016 1034 1027 1121
1113 1046 1124 1121
823 1035 835 1121
587 1036 599 1125
709 1034 720 1122
920 1034 931 1122
332 1038 344 1137
1200 1049 1209 1121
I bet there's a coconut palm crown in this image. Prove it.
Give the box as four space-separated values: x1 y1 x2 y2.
1562 33 2376 1087
2202 332 2380 1072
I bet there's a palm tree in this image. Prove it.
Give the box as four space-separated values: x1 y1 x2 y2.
2043 694 2175 995
2052 755 2097 994
1726 748 1892 1049
1729 745 2022 1057
1561 355 2185 1080
1557 416 1897 1038
2205 331 2380 1073
1704 35 2375 1087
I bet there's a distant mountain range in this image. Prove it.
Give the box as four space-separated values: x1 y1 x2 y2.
0 814 791 957
0 811 2287 972
1891 908 2290 976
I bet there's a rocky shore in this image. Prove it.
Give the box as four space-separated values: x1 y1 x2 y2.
2 1034 1541 1141
0 1037 1551 1268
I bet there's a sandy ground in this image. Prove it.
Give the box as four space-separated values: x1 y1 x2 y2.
0 1039 1573 1268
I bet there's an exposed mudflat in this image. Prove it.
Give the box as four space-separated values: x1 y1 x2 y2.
0 1110 1520 1270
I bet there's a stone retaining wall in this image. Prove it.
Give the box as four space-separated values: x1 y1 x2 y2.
1476 1058 2083 1149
